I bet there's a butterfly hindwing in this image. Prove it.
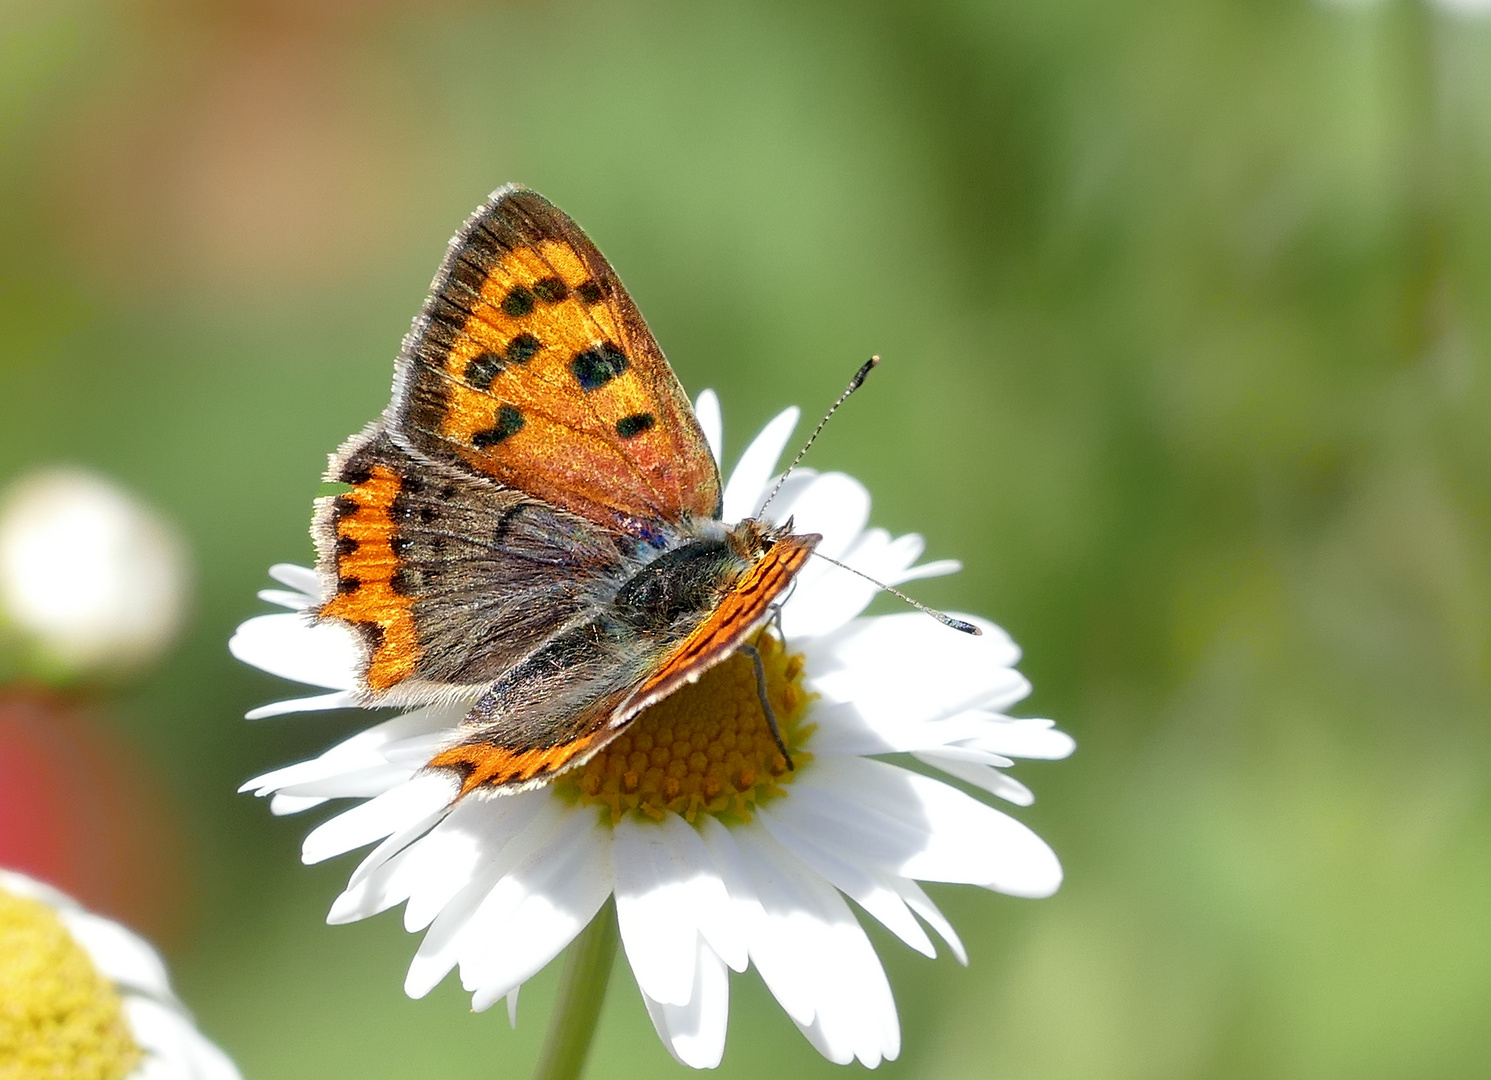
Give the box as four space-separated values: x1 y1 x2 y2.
426 531 820 795
313 428 632 697
390 186 721 538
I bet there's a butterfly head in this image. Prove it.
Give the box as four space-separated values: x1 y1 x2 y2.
725 515 796 562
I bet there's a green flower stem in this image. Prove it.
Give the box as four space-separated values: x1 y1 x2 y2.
532 899 620 1080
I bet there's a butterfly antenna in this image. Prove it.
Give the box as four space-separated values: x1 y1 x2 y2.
757 355 880 517
809 550 981 635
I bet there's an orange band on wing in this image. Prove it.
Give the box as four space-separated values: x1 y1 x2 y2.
316 465 421 692
428 732 607 799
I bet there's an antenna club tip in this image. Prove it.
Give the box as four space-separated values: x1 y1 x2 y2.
849 355 880 391
947 618 981 636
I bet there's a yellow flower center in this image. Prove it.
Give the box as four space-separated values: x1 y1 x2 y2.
0 887 142 1080
558 633 813 824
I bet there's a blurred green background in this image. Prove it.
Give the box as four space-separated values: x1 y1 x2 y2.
3 0 1490 1077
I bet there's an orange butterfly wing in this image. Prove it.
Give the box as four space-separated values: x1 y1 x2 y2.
390 185 720 536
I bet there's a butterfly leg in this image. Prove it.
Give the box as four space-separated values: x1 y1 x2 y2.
737 642 793 771
768 602 788 649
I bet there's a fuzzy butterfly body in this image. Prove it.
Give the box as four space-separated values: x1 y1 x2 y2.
312 187 819 795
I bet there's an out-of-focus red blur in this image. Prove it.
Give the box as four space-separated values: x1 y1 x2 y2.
0 687 190 945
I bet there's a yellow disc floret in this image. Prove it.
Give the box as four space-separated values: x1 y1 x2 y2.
559 632 813 824
0 886 142 1080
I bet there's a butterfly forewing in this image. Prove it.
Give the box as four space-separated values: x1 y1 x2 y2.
392 186 721 536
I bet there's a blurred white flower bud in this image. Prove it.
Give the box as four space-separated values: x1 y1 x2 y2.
0 468 190 680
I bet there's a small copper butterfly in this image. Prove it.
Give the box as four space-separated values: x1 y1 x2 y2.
312 186 825 796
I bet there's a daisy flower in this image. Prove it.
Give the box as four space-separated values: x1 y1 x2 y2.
0 869 241 1080
232 394 1075 1069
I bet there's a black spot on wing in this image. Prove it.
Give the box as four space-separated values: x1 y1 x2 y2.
576 280 604 305
506 332 540 363
359 623 385 652
464 333 542 390
493 503 531 550
502 286 535 318
571 343 629 391
533 277 568 302
464 352 505 391
472 405 526 448
390 567 419 596
616 413 656 439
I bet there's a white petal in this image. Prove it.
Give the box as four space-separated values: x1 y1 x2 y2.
783 527 913 614
809 707 1051 761
642 937 730 1069
783 527 958 640
758 468 817 521
268 563 320 597
244 690 359 720
722 407 799 524
759 805 935 958
696 818 786 994
61 911 173 1002
772 472 869 560
894 740 1013 768
403 796 572 998
124 996 243 1080
269 793 326 815
506 986 520 1029
460 810 615 1011
240 705 457 796
914 752 1035 806
0 870 77 909
733 825 899 1067
795 756 1063 898
956 715 1077 760
613 813 738 1007
257 588 310 610
804 614 1028 743
277 763 411 800
892 878 967 965
694 389 723 467
229 613 360 690
394 791 551 930
300 773 456 865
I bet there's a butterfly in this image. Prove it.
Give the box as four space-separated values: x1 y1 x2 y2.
310 186 823 798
